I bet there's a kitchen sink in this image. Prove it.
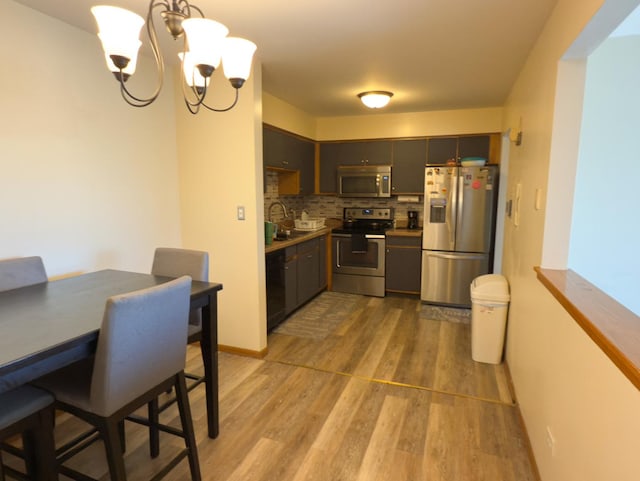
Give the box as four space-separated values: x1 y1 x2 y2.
274 231 307 241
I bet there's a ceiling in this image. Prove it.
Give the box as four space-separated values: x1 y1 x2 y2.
14 0 560 117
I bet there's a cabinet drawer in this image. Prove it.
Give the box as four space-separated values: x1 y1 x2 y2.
386 235 421 247
297 238 319 254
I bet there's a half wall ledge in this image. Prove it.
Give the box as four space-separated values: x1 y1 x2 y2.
535 267 640 391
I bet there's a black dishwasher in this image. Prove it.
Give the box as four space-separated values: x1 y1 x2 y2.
265 250 286 331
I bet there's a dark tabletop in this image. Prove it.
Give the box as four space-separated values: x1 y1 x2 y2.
0 269 222 390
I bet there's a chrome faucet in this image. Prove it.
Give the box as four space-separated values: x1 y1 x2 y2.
268 201 288 222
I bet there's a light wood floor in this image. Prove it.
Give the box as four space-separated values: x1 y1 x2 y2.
8 294 538 481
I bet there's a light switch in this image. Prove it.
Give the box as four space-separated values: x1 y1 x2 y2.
237 206 245 220
535 188 543 211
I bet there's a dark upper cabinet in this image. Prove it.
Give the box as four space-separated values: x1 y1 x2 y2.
426 137 458 165
263 126 315 195
391 139 426 194
458 135 491 160
319 143 340 193
335 141 393 165
427 135 492 165
296 140 315 195
311 133 496 194
263 128 290 168
319 140 392 193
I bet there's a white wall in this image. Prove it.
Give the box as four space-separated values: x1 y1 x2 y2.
568 35 640 316
175 65 267 353
1 1 182 276
263 93 317 139
501 0 640 480
316 107 503 140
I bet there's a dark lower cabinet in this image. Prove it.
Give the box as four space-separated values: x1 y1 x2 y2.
297 239 319 304
284 246 297 315
385 235 422 294
318 236 327 288
265 250 286 331
266 235 328 331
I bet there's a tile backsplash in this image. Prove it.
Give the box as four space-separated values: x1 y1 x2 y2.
264 171 424 226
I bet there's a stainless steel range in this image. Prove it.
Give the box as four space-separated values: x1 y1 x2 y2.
331 207 394 297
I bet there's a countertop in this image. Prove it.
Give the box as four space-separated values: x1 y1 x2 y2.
265 224 422 253
265 226 331 254
385 228 423 237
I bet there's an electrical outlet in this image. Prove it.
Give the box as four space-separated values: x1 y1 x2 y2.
237 206 245 220
545 426 557 457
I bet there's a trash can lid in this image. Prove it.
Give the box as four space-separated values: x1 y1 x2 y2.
470 274 510 303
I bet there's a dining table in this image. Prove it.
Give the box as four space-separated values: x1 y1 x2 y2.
0 269 223 439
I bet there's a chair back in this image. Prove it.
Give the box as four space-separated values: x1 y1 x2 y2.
151 248 209 282
89 276 192 417
0 256 47 292
151 247 209 327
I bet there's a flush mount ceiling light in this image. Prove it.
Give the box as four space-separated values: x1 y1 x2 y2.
91 1 257 114
358 91 394 109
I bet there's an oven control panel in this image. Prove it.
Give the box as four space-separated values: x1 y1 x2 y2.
344 207 393 220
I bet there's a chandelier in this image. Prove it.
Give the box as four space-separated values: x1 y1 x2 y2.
91 1 257 114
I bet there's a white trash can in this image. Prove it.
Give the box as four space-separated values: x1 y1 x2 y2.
470 274 510 364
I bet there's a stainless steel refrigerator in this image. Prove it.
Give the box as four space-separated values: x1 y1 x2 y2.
421 165 498 306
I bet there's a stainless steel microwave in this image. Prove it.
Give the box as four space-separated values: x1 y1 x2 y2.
338 165 392 197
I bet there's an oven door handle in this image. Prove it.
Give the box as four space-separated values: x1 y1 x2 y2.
332 233 385 239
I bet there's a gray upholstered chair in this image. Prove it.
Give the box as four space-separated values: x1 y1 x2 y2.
0 256 55 480
149 247 208 457
0 256 47 292
35 276 201 481
0 386 56 481
151 247 209 339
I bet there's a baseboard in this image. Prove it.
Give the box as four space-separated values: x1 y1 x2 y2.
218 344 268 359
504 361 542 481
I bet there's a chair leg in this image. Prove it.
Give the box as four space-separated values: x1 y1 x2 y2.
174 372 201 481
34 406 57 481
148 398 160 458
98 418 127 481
22 430 37 480
118 421 126 454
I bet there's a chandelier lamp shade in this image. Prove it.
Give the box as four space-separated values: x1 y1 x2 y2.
358 91 394 109
91 1 257 114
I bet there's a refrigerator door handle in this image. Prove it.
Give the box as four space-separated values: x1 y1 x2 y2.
455 171 463 248
449 170 458 251
425 251 486 261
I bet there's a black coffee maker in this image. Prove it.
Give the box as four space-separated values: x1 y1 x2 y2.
407 211 419 229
